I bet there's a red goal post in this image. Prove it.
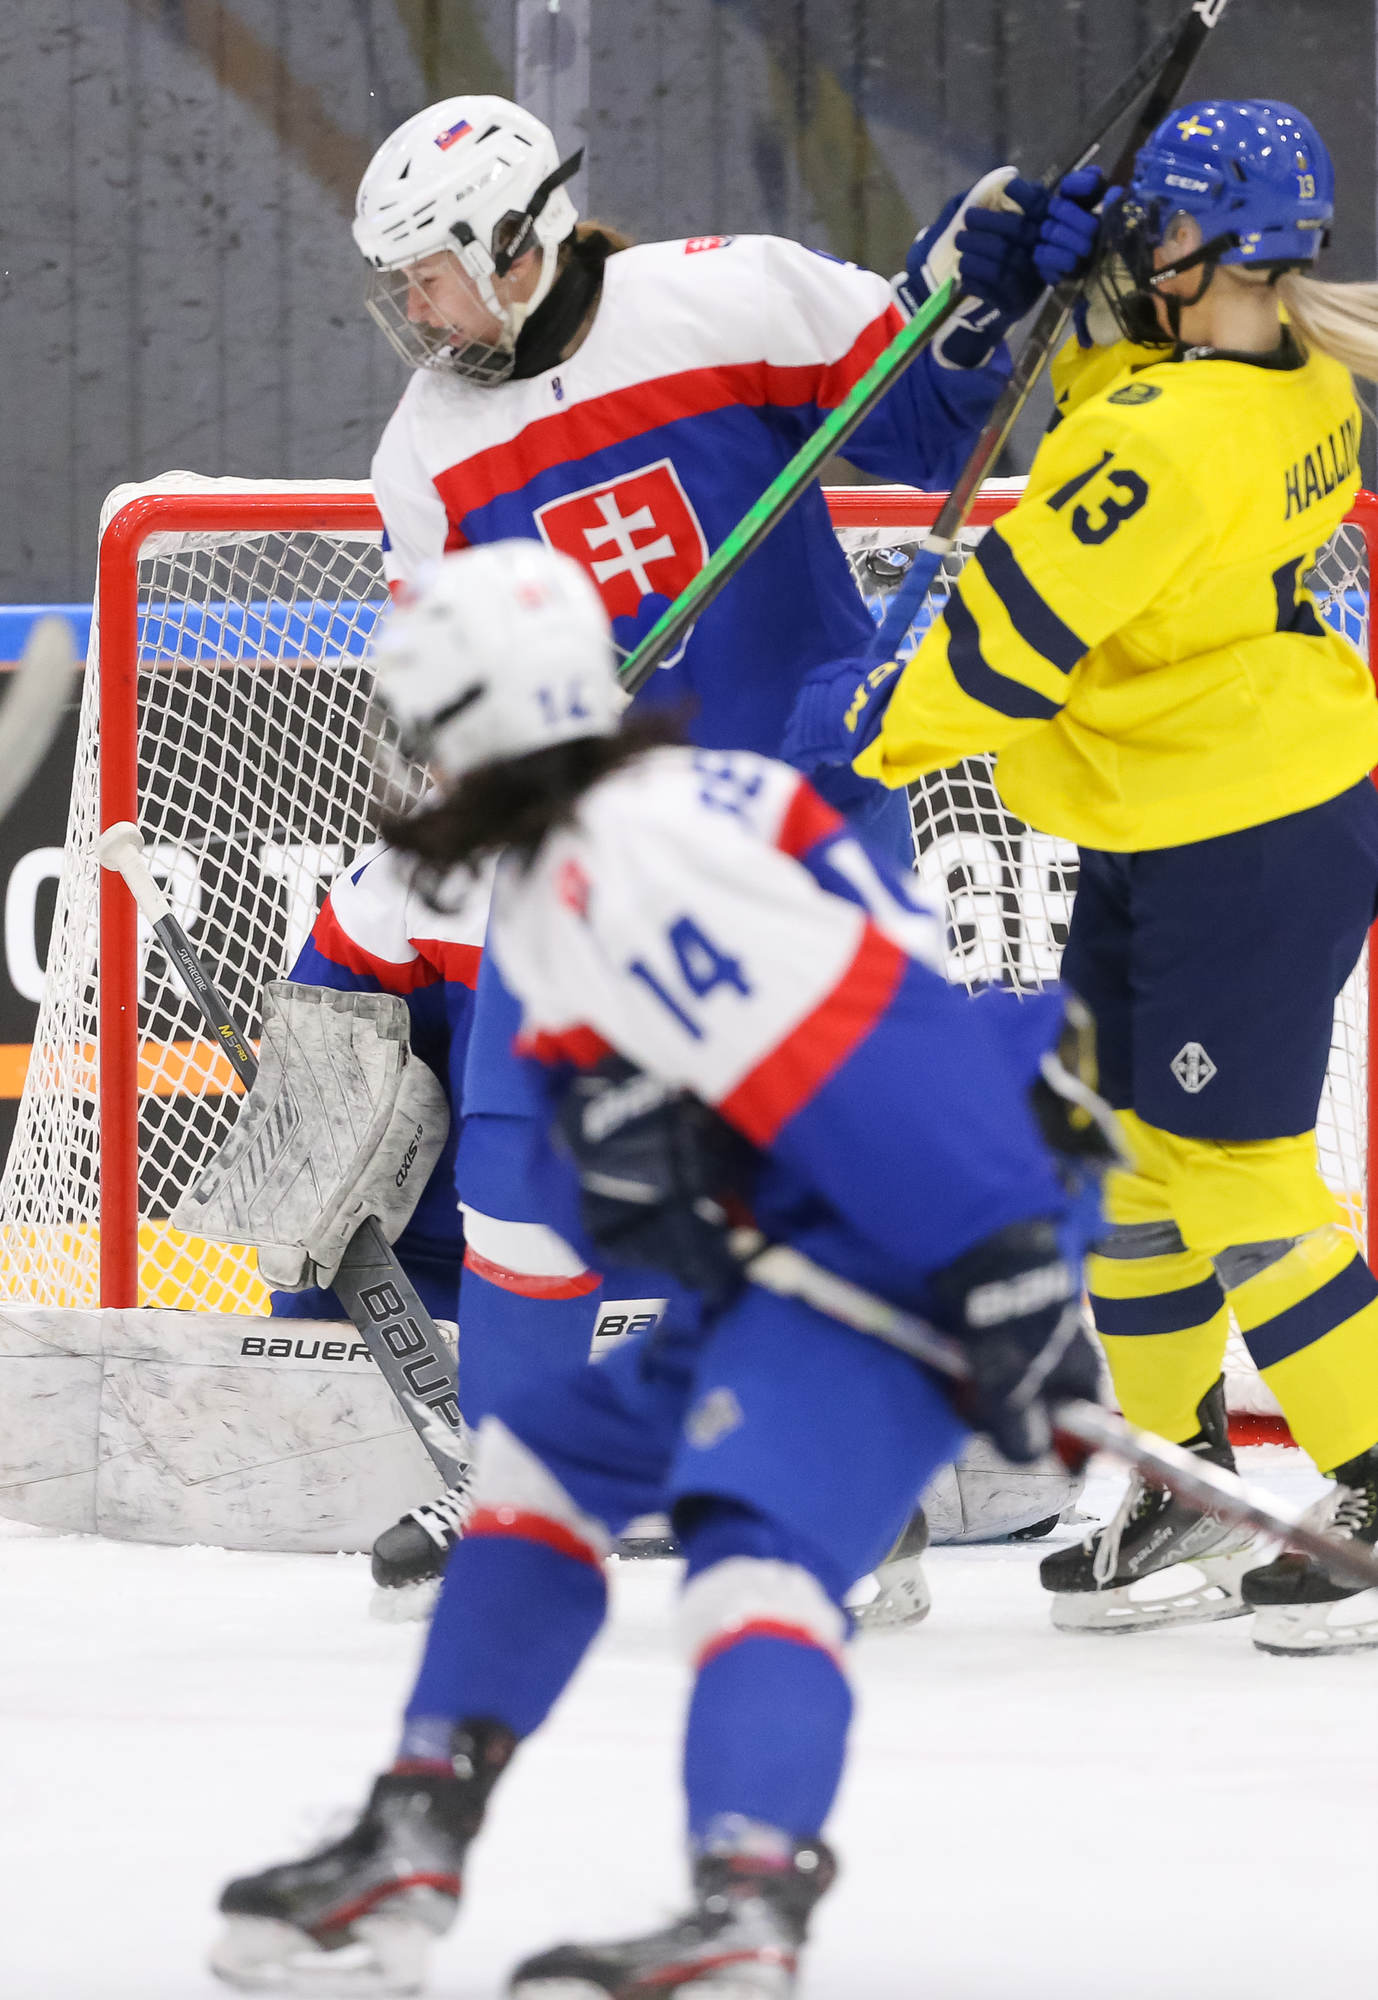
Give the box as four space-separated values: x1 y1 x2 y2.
5 476 1376 1334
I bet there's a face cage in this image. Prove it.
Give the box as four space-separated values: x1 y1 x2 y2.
1095 196 1179 348
365 258 518 384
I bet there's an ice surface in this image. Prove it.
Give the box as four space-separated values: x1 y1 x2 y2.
1 1452 1375 2000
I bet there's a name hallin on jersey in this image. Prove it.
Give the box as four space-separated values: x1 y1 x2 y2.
1285 413 1360 519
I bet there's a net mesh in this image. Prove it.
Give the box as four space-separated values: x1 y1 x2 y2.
0 477 1369 1412
0 479 424 1310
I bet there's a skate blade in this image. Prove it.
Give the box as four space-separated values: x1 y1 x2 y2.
508 1983 609 1999
210 1912 434 1997
368 1579 440 1625
510 1979 787 2000
849 1554 932 1632
1253 1589 1378 1655
1051 1545 1263 1635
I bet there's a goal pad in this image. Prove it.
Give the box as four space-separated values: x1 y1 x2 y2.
1 472 1374 1426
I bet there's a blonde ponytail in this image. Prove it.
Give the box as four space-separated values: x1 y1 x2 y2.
1276 272 1378 384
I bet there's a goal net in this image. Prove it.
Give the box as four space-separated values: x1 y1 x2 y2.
1 474 1374 1423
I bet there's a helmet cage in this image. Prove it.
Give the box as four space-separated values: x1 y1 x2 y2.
1097 192 1255 347
364 252 512 381
364 147 582 383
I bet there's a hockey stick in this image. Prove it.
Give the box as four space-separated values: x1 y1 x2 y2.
618 1 1222 699
0 616 79 823
96 821 468 1485
731 1230 1378 1594
868 0 1235 661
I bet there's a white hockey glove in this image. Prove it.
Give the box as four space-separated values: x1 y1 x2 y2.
897 165 1044 370
173 982 450 1291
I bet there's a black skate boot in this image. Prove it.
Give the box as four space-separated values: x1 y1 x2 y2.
370 1473 473 1621
1244 1444 1378 1655
210 1719 514 1996
508 1828 837 1997
1039 1378 1268 1634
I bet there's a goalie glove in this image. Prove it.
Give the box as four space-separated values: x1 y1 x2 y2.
928 1217 1103 1466
898 166 1047 370
554 1058 757 1306
173 983 450 1291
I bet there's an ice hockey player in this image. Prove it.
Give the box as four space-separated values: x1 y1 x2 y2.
784 101 1378 1655
317 90 1098 1594
210 539 1110 1996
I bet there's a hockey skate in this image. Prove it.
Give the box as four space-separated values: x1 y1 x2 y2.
508 1829 836 1998
1039 1379 1270 1634
1245 1445 1378 1655
849 1507 932 1631
210 1722 514 1996
369 1475 473 1622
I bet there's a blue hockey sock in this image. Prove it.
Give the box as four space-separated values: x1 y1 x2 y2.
403 1533 607 1746
683 1636 852 1843
458 1259 600 1426
678 1503 853 1843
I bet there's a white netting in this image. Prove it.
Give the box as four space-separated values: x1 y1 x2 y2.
0 476 424 1311
0 477 1369 1381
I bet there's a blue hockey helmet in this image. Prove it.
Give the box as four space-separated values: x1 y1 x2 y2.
1101 100 1334 344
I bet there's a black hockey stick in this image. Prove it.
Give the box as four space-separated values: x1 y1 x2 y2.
618 0 1226 698
731 1230 1378 1594
869 0 1236 658
96 821 468 1485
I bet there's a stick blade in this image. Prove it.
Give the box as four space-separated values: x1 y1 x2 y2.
0 615 79 823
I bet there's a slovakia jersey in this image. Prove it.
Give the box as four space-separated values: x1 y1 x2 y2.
487 746 1067 1301
372 234 1010 756
291 843 494 1259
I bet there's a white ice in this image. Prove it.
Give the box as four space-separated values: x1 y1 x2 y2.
2 1451 1375 2000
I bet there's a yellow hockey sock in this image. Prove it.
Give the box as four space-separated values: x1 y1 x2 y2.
1229 1225 1378 1472
1089 1239 1229 1445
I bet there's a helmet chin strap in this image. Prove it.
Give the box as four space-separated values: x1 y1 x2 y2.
492 149 585 344
1148 230 1240 340
445 148 585 358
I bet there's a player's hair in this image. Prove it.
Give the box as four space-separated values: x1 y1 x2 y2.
573 218 633 255
382 709 685 907
1274 272 1378 384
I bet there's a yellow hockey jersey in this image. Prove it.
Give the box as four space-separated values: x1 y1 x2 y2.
856 337 1378 851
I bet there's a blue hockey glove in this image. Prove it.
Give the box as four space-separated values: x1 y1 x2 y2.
778 651 904 776
928 1217 1103 1465
899 166 1047 370
554 1057 757 1306
1033 167 1107 290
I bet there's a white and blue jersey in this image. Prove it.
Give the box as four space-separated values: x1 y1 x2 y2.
372 233 1009 753
487 747 1068 1305
285 233 1013 1324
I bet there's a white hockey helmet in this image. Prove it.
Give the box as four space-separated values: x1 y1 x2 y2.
353 95 581 383
371 541 623 783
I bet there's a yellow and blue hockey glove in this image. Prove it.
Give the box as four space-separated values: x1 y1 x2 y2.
778 651 905 777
